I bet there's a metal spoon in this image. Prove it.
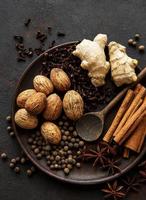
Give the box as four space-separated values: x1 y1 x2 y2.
76 67 146 142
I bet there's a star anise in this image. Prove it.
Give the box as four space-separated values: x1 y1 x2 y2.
121 175 142 192
103 158 121 175
100 141 117 156
102 180 125 200
81 144 108 167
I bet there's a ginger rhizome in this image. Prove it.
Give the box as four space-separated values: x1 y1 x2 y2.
72 34 110 87
108 41 138 87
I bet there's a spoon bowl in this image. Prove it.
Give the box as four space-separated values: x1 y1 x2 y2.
76 112 104 142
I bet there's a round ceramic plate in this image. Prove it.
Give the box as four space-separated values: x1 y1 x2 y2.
12 41 146 185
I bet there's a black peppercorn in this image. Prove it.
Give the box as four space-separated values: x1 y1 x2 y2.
14 167 20 173
1 153 7 160
64 167 70 174
27 169 32 176
134 33 140 40
7 126 12 132
132 41 137 47
9 131 15 137
128 39 134 45
79 141 84 147
138 45 145 52
76 162 81 168
20 157 26 164
34 148 40 154
16 157 20 162
69 126 74 131
58 121 63 126
9 162 15 169
64 146 69 151
11 158 16 164
6 115 11 122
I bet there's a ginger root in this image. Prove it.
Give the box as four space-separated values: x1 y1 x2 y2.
109 41 138 87
72 34 110 87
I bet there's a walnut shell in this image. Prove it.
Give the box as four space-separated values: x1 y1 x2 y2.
16 89 37 108
25 92 47 115
43 93 62 121
63 90 84 120
14 108 38 129
50 68 71 92
41 122 61 144
33 75 54 95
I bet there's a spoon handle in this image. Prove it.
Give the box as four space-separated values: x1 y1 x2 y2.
101 67 146 116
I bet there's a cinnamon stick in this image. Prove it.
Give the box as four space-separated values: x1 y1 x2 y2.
103 90 134 142
113 86 146 136
123 148 129 158
134 83 142 95
114 97 146 145
129 99 142 118
125 111 146 138
125 116 146 152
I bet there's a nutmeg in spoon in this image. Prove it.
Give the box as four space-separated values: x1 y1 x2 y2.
76 67 146 142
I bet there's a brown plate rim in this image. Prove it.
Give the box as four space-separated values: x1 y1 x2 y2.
11 41 146 185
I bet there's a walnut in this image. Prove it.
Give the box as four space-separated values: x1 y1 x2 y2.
63 90 84 120
14 108 38 129
41 122 61 145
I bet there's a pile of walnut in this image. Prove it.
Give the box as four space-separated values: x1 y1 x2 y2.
73 33 138 87
14 68 84 145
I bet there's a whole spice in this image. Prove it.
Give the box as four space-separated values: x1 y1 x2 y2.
33 75 54 95
128 39 134 45
14 108 38 129
43 93 62 121
41 122 61 145
134 34 140 40
73 34 110 87
50 68 71 92
63 90 84 120
16 89 37 108
102 180 125 200
25 92 47 115
138 45 145 52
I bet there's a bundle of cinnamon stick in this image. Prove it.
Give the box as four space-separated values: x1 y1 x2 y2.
103 84 146 155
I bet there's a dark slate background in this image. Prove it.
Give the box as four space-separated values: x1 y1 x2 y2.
0 0 146 199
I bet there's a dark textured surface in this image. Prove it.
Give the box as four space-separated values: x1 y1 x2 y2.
0 0 146 199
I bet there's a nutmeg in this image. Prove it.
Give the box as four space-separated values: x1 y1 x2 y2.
50 68 71 92
14 108 38 129
16 89 37 108
33 75 54 95
63 90 84 120
41 122 61 144
25 92 47 115
43 93 62 121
